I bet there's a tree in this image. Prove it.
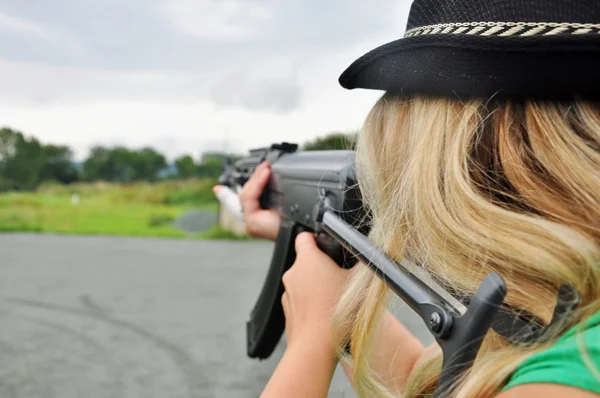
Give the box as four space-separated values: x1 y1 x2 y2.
83 146 167 182
0 128 19 164
174 155 196 179
303 132 357 151
0 128 45 191
83 146 115 182
40 144 79 184
197 152 226 179
83 146 131 182
131 147 167 182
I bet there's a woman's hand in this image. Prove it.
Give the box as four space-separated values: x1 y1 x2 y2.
261 232 352 398
213 161 281 241
281 232 352 351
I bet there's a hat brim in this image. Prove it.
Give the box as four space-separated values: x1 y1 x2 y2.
339 34 600 100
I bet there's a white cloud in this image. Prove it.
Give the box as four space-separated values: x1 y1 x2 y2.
0 90 377 163
161 0 274 41
394 1 413 33
0 59 212 106
0 6 406 163
0 41 381 163
0 12 60 41
210 72 301 113
208 52 305 113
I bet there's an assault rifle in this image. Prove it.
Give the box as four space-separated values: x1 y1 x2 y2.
218 142 573 397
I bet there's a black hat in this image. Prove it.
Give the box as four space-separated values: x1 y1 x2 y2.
339 0 600 100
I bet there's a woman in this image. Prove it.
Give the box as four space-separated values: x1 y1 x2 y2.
216 0 600 396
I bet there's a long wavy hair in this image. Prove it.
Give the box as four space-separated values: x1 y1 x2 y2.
332 93 600 397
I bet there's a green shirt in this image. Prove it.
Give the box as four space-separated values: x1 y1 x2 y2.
502 310 600 394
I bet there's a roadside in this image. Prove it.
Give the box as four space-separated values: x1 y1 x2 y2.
0 179 243 240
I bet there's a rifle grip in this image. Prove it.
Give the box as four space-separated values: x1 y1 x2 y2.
316 233 356 269
246 220 298 359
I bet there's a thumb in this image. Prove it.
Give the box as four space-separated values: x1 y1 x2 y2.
295 232 317 254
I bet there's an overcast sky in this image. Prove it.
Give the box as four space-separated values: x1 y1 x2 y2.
0 0 412 161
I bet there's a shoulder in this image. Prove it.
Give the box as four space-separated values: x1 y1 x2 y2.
499 310 600 396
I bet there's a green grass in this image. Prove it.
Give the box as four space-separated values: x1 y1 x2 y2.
0 179 242 240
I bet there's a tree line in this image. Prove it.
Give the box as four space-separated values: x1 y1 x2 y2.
0 127 356 192
0 127 228 192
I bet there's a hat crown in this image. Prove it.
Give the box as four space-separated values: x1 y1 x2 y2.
407 0 600 30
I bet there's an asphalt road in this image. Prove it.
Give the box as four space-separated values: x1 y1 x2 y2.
0 234 432 398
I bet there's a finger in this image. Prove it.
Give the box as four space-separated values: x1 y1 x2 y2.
240 163 271 213
239 162 268 200
212 185 223 195
256 161 269 172
252 160 269 177
294 232 317 254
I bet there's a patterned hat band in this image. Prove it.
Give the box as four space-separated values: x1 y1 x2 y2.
404 21 600 37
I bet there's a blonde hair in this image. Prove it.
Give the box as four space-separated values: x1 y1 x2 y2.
333 93 600 397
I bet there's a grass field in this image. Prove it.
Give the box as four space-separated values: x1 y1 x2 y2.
0 179 246 240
